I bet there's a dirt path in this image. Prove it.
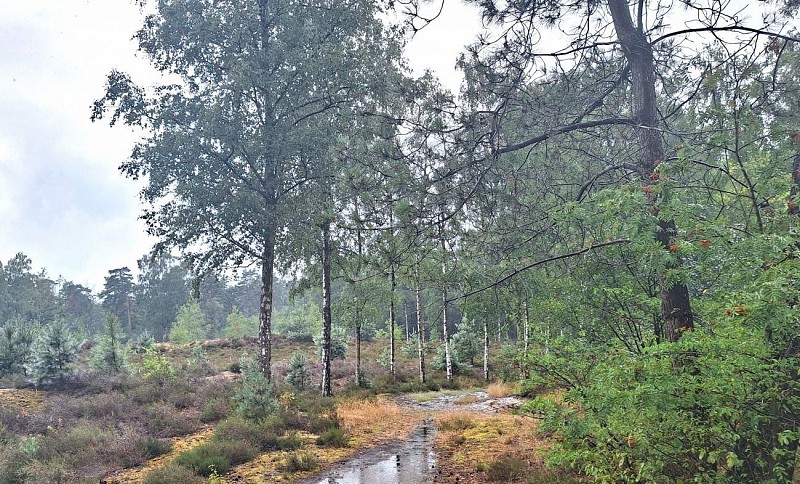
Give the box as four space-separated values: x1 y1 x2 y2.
295 390 549 484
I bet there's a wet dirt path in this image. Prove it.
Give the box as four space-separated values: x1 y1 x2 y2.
296 390 525 484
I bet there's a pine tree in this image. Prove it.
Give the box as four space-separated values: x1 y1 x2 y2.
0 321 34 377
284 351 310 391
25 321 77 387
90 314 129 373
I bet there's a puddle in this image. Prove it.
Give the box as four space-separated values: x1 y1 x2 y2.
304 420 437 484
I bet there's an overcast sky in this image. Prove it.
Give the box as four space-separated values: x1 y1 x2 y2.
0 0 483 291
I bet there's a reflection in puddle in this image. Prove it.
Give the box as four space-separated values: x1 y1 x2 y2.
310 421 436 484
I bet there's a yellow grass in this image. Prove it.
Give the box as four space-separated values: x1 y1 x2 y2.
487 382 516 399
0 389 45 415
108 428 215 483
433 411 548 484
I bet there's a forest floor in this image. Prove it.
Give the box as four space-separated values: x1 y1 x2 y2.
0 338 580 483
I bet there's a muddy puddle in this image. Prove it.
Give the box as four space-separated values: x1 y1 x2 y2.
303 420 437 484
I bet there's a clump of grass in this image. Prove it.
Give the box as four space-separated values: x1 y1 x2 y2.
141 436 172 458
437 414 474 431
277 432 303 450
487 382 515 399
454 395 483 405
448 433 467 446
484 456 526 482
316 427 349 447
174 439 257 477
279 451 318 473
142 463 206 484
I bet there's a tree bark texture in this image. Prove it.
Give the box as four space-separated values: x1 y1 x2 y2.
415 263 426 383
321 221 333 397
258 232 275 380
607 0 693 342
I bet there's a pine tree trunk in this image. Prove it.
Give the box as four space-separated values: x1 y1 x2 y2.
321 221 333 397
415 262 426 383
258 231 275 380
607 0 693 341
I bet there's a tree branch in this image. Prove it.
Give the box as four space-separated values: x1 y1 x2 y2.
498 117 635 154
449 239 631 302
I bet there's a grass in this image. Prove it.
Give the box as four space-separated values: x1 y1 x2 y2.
279 451 318 473
487 382 517 399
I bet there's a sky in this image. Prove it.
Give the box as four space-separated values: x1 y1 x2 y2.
0 0 484 292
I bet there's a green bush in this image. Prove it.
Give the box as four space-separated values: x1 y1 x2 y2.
143 463 205 484
277 433 303 450
175 442 239 477
316 427 349 447
138 347 175 384
141 436 172 459
484 456 526 482
279 451 318 473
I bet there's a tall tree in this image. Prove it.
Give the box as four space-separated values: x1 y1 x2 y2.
93 0 405 379
99 267 135 332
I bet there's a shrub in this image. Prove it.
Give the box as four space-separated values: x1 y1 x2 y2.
129 330 155 354
141 436 172 458
213 416 283 451
138 347 175 384
316 427 349 447
142 463 205 484
484 456 526 482
284 351 310 390
279 451 318 473
234 353 280 420
277 433 303 450
175 447 231 477
200 398 232 423
175 439 256 476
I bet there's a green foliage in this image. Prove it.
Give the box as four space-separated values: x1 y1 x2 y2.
169 299 208 344
279 451 318 473
90 314 129 373
484 456 526 482
314 326 348 360
0 321 33 377
274 298 321 341
138 347 175 383
142 464 205 484
431 342 464 375
316 427 349 447
24 321 78 386
233 354 280 420
223 306 258 339
284 351 310 390
129 330 155 354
